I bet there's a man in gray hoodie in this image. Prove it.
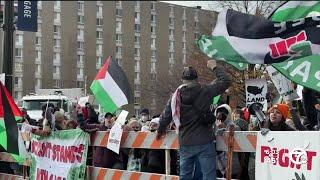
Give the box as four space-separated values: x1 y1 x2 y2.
157 60 231 180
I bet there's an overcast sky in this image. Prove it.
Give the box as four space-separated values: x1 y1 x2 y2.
161 1 221 11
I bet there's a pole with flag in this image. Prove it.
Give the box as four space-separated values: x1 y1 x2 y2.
90 56 133 113
0 81 26 164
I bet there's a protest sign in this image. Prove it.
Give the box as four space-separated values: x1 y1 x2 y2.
30 129 89 180
246 79 268 111
266 66 299 101
107 110 128 154
256 131 320 180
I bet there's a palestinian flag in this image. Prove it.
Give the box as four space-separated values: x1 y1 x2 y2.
198 9 320 64
0 81 23 155
270 1 320 93
90 56 132 113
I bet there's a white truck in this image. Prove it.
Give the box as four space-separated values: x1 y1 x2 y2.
21 90 78 121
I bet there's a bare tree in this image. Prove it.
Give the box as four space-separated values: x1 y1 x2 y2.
216 1 283 17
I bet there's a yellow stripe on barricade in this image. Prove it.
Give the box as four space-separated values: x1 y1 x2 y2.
87 166 179 180
0 173 25 180
91 131 180 149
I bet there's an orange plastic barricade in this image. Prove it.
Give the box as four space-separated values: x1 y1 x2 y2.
0 131 258 180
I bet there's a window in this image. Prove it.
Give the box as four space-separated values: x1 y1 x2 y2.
14 63 22 72
38 9 42 18
14 77 19 85
54 1 61 9
54 66 60 74
151 50 156 57
183 42 186 49
54 52 60 61
151 2 155 10
151 62 156 71
116 34 122 42
135 72 140 80
55 80 61 88
37 1 42 9
116 21 122 32
54 12 60 21
195 21 198 28
134 48 140 56
78 55 83 62
97 18 103 26
135 24 140 32
169 41 174 49
169 52 174 59
97 5 102 15
97 44 102 54
135 1 140 8
78 15 84 24
183 20 186 27
151 15 156 22
96 56 103 65
35 78 41 88
116 1 122 6
36 65 41 73
54 39 60 47
169 18 174 25
134 84 140 91
76 81 83 88
116 46 122 54
96 31 102 39
116 9 122 16
169 29 174 36
135 36 140 44
77 29 84 39
78 2 84 12
54 25 60 35
135 12 140 22
116 58 122 66
195 33 199 39
151 26 156 34
15 48 22 57
151 38 156 48
77 41 84 49
36 50 41 59
36 37 41 45
37 23 42 32
15 35 23 45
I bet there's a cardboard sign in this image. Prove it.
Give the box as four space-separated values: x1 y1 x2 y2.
107 110 128 154
266 66 299 101
256 131 320 180
246 79 268 111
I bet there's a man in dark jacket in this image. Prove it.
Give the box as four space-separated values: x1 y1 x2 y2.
157 60 231 180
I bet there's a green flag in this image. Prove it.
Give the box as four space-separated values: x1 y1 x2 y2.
270 1 320 92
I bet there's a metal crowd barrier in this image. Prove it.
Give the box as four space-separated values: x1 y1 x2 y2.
0 129 255 180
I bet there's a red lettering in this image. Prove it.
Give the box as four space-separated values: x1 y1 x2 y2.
289 154 302 170
261 146 271 163
269 44 279 57
307 151 317 171
278 149 289 167
76 144 85 163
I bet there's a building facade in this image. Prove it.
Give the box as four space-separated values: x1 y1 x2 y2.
0 1 216 116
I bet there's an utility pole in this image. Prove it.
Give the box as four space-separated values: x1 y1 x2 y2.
2 1 14 94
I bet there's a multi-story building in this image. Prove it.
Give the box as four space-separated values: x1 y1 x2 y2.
0 1 216 116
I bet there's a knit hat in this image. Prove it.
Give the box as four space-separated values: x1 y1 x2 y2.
182 67 198 80
268 104 290 119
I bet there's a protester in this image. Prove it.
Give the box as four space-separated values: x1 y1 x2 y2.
147 117 165 174
157 60 231 180
214 104 241 179
54 110 67 130
127 119 147 172
139 108 151 125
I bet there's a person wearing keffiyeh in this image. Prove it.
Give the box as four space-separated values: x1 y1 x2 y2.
157 60 231 180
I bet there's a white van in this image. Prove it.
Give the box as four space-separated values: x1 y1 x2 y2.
22 94 73 121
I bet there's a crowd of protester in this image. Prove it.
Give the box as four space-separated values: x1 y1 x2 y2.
0 83 319 180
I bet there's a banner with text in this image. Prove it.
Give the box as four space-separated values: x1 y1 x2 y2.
246 79 267 111
18 1 38 32
30 129 89 180
256 131 320 180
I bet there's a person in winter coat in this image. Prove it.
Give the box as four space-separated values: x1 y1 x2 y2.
214 104 241 179
157 60 231 180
